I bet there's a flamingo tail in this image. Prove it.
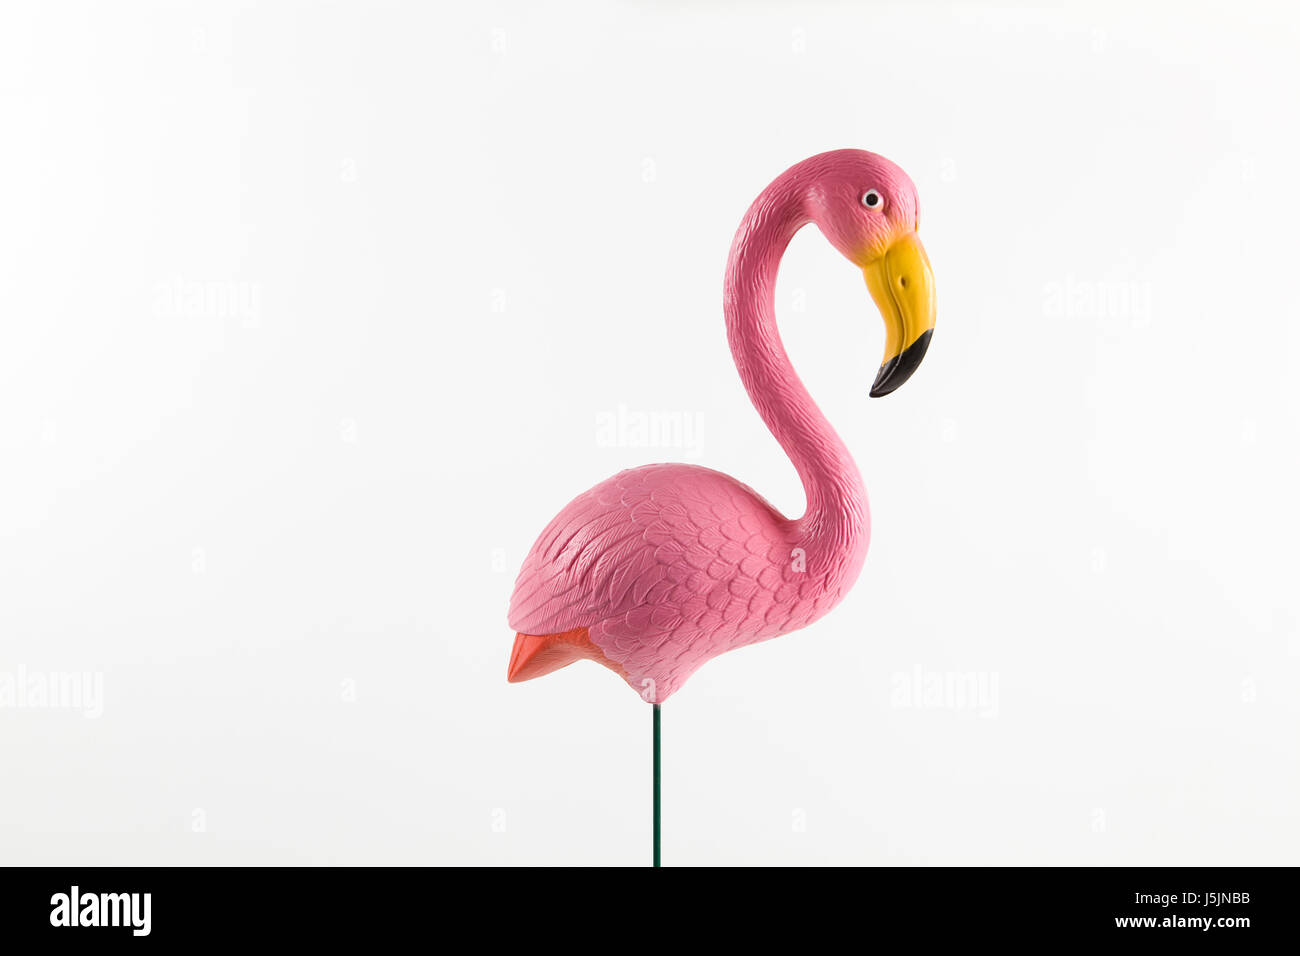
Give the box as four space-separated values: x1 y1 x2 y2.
506 627 626 683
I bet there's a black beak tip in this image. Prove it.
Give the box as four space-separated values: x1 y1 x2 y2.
870 329 933 398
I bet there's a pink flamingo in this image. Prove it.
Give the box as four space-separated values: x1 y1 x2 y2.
507 149 935 863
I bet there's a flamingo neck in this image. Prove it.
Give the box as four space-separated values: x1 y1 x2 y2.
724 171 869 575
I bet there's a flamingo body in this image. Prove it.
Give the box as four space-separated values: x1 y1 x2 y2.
508 462 868 701
508 149 934 704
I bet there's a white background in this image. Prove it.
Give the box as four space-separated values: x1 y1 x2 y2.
1 1 1296 866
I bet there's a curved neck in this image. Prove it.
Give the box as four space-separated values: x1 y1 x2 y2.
724 170 869 568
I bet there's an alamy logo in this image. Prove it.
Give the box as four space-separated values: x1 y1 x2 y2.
0 667 103 718
49 886 151 937
890 665 999 718
595 404 704 457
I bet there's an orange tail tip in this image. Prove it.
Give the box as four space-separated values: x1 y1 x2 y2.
507 627 624 683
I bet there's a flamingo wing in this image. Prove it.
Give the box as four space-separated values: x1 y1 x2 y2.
508 463 786 641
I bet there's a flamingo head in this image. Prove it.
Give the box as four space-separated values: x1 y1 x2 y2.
806 149 936 397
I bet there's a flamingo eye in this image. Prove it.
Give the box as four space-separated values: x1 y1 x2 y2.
860 189 883 210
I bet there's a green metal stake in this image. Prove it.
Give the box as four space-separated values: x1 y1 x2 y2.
653 703 661 867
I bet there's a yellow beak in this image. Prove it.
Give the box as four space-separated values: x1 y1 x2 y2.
863 232 936 397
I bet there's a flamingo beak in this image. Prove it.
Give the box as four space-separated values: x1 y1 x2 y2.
863 232 936 397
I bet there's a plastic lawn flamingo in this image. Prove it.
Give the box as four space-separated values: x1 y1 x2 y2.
507 150 936 865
